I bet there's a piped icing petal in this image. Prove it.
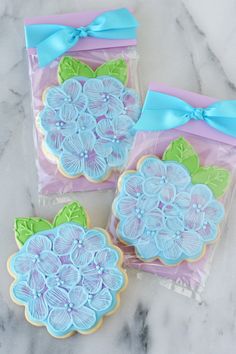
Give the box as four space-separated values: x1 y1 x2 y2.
27 234 51 255
88 288 112 312
69 286 88 308
48 308 72 332
94 248 119 268
71 306 96 331
13 253 35 274
12 281 33 303
62 79 82 101
102 76 123 97
28 294 48 321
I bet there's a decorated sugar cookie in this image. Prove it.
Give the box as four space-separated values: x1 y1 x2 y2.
113 137 230 265
8 202 127 338
37 56 141 182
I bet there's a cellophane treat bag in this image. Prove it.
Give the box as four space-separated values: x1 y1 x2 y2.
108 83 236 300
24 8 141 198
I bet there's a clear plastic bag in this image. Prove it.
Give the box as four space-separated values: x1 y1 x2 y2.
24 9 140 197
108 84 236 300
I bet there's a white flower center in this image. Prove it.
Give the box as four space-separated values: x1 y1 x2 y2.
80 150 88 159
112 135 120 143
102 93 110 102
33 290 41 299
56 121 65 128
56 276 63 286
160 176 167 184
33 254 40 263
192 203 202 213
64 96 72 103
65 303 74 312
146 230 155 237
135 208 144 219
96 265 104 274
174 230 181 239
202 221 208 230
74 239 83 248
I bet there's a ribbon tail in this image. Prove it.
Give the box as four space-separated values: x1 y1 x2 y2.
37 28 78 67
135 91 193 131
134 109 190 131
205 100 236 138
206 116 236 138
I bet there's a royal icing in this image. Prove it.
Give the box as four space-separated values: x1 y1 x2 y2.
38 58 141 182
9 204 127 337
113 138 229 265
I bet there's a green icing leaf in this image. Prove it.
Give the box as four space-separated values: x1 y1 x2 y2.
15 218 52 248
53 201 88 227
58 56 95 83
192 166 230 198
58 56 128 84
163 137 199 175
14 202 88 247
95 58 128 84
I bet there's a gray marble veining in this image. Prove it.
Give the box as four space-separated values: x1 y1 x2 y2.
0 0 236 353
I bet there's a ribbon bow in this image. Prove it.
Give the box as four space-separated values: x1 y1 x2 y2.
135 91 236 138
25 8 138 67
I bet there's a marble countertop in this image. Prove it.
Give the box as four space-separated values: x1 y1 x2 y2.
1 0 236 353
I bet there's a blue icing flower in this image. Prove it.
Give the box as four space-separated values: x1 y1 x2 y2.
54 223 106 267
141 158 191 204
116 175 164 242
83 77 124 117
96 115 134 168
59 131 108 180
39 76 141 181
131 229 160 260
12 270 48 321
113 156 225 265
87 287 112 312
46 264 81 289
183 184 224 233
13 235 61 276
45 78 87 114
81 248 125 294
76 112 96 132
39 107 77 136
154 217 203 264
10 222 126 337
45 286 96 333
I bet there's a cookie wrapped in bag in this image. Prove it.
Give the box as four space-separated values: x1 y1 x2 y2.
108 83 236 300
24 8 141 196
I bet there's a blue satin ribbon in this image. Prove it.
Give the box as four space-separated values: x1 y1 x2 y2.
25 8 138 67
135 90 236 138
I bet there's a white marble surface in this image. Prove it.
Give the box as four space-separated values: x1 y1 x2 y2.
1 0 236 353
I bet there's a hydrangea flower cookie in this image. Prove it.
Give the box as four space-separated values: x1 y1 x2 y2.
37 57 141 182
8 202 127 338
113 137 230 265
